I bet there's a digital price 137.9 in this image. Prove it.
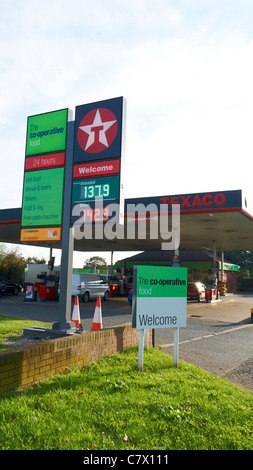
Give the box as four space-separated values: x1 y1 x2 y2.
72 175 120 203
81 183 110 199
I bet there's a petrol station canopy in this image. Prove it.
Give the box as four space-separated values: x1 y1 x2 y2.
0 189 253 253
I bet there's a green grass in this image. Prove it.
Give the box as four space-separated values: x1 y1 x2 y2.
0 347 252 450
0 314 51 350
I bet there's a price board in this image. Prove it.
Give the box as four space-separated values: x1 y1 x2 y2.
72 175 120 203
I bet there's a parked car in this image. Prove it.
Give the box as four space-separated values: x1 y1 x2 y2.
187 282 206 302
6 280 22 295
79 274 110 303
0 279 22 295
59 273 110 303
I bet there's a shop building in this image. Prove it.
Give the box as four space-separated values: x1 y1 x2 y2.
115 250 239 293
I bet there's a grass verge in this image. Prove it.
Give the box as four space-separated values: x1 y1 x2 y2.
0 314 51 350
0 346 252 450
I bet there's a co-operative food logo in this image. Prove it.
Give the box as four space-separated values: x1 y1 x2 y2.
26 109 68 156
77 108 118 154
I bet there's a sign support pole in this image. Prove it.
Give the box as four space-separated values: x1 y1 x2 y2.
53 120 75 331
138 329 145 371
56 227 74 327
173 327 179 367
144 329 148 350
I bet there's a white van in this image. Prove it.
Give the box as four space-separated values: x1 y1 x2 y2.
72 273 110 303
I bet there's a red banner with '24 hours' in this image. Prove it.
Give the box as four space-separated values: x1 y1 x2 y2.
25 152 66 170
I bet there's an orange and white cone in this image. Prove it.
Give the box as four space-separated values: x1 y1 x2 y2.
72 295 80 328
91 296 103 331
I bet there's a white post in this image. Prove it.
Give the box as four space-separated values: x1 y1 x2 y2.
173 327 179 367
144 329 148 350
138 329 145 371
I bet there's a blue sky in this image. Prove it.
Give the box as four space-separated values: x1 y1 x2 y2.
0 0 253 265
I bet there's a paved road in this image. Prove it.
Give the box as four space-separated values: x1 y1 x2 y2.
158 320 253 391
1 292 253 391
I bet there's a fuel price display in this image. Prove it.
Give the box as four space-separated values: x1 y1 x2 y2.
81 182 109 199
72 175 120 203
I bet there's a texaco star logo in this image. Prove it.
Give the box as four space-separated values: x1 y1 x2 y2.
77 108 118 154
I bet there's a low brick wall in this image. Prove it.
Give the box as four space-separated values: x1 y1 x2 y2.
0 323 151 395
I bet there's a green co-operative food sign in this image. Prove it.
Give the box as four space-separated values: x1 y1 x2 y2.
26 109 68 156
132 265 187 329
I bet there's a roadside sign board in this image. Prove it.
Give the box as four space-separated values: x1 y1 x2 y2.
132 265 187 329
21 109 69 241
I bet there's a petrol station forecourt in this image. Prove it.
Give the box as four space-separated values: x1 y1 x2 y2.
1 189 253 342
1 99 253 336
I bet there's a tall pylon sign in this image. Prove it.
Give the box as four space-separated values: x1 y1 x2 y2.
21 97 126 338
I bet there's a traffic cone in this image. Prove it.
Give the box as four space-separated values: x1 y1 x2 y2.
91 296 103 331
72 295 80 328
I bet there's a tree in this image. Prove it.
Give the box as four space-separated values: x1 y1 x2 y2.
83 256 108 272
223 250 253 278
26 256 47 264
0 244 27 283
224 250 253 267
